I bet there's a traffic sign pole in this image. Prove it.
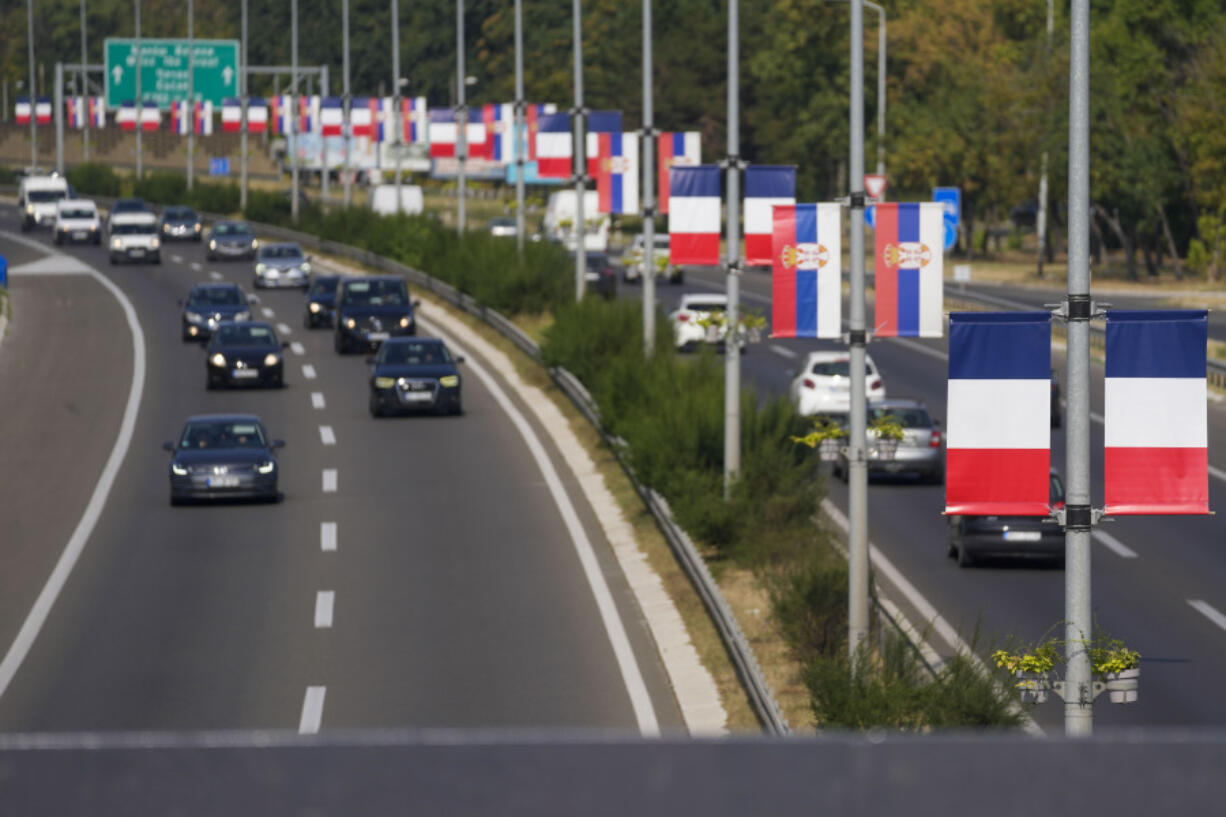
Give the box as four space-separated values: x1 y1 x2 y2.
291 0 299 225
457 0 467 235
26 0 36 169
572 0 586 301
724 0 741 496
641 0 656 358
514 0 526 252
135 3 142 181
81 0 89 162
187 0 194 192
342 0 351 209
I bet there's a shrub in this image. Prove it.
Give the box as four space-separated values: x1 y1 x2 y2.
67 162 120 197
134 171 187 205
191 181 241 215
243 189 292 225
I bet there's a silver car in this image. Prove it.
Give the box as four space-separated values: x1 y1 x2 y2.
833 398 944 483
253 242 312 290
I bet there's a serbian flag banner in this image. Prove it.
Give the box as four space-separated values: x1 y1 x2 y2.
194 100 213 135
657 132 701 214
35 97 52 125
320 97 344 136
771 203 842 339
246 98 268 133
945 312 1052 516
376 97 392 142
585 110 623 178
596 132 639 215
14 97 31 125
1104 310 1209 515
745 165 796 267
300 95 319 134
668 165 721 266
117 101 137 131
221 98 242 132
874 201 945 337
483 103 514 162
526 103 557 160
351 98 374 138
408 97 428 143
89 96 106 128
171 100 190 135
140 101 161 131
536 112 572 178
272 95 293 134
67 97 85 128
428 109 456 158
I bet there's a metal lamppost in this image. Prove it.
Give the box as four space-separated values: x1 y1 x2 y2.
27 0 37 168
456 0 467 235
572 0 587 301
187 0 194 191
513 0 526 252
343 0 352 209
641 0 657 357
291 0 300 224
240 0 248 211
81 0 89 161
825 0 886 178
723 0 742 495
135 0 143 180
1036 0 1054 277
392 0 402 216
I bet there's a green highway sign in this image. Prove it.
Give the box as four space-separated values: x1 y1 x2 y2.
104 38 240 109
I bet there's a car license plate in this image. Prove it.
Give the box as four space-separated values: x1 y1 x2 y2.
368 332 390 341
402 392 433 402
231 369 260 379
206 475 240 488
1003 530 1042 542
130 248 145 256
72 231 87 240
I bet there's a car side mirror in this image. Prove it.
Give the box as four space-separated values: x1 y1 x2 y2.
272 439 286 449
456 355 466 364
176 299 184 307
365 357 376 365
282 341 290 349
162 441 175 452
247 294 260 304
412 298 422 308
933 419 942 427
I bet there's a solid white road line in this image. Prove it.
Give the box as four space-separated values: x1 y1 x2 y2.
190 261 202 271
298 686 326 734
319 425 336 446
769 344 798 360
208 271 222 281
1093 529 1139 559
302 364 317 380
418 315 661 737
311 391 326 409
261 307 275 319
277 322 292 336
320 522 337 552
1188 600 1226 633
322 469 337 493
171 254 184 263
314 591 334 628
0 232 147 704
290 342 305 356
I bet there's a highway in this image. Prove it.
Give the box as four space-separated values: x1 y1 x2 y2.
626 262 1226 732
0 206 684 736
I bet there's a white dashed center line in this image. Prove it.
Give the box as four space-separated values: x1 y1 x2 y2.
277 322 293 336
320 522 337 552
311 391 326 409
319 425 337 445
208 271 222 281
298 686 326 734
290 341 305 356
770 344 798 360
302 364 317 380
322 469 338 493
1189 600 1226 633
261 307 275 319
1093 529 1138 559
190 261 202 272
314 591 335 628
171 254 184 263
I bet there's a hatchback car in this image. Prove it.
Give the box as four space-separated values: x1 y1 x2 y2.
303 275 341 329
833 398 944 483
106 197 150 232
205 321 287 389
108 212 161 264
253 243 312 289
488 217 518 238
368 337 463 416
789 351 886 417
164 414 284 504
206 220 259 261
159 205 203 241
669 293 746 351
947 470 1065 567
583 251 617 299
53 199 102 245
622 233 681 283
180 282 253 342
334 276 419 354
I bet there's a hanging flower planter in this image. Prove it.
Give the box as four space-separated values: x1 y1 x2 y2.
873 437 900 460
1103 667 1140 704
1016 671 1052 704
818 438 841 462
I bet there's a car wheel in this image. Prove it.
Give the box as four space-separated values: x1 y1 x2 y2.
170 494 184 507
947 538 958 559
303 313 313 329
334 334 347 354
109 255 117 265
957 540 975 568
54 233 62 245
369 391 384 417
206 374 217 390
151 253 161 264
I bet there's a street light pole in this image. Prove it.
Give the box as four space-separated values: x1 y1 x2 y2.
343 0 351 209
641 0 656 357
240 0 248 211
135 0 142 180
873 1 885 177
724 0 741 495
27 0 36 169
291 0 300 224
572 0 587 300
1036 0 1054 277
81 0 89 162
392 0 402 216
187 0 194 191
456 0 467 235
513 0 525 252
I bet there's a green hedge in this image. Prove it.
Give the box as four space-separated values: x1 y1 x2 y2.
66 163 121 197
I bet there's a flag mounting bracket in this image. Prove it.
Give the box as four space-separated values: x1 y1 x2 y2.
717 156 747 170
568 105 590 116
1053 505 1104 530
1048 297 1108 321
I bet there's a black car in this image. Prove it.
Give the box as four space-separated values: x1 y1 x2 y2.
947 470 1065 567
205 321 287 389
180 282 253 342
583 251 617 299
334 276 419 354
160 205 203 241
164 414 284 504
206 220 259 261
304 275 341 329
368 337 463 416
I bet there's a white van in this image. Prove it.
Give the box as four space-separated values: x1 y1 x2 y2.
541 190 609 252
109 212 161 265
19 174 71 231
369 184 424 217
54 199 102 245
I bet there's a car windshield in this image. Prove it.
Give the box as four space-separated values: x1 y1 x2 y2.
261 245 303 260
165 208 196 220
189 287 244 307
114 200 145 211
341 280 406 306
868 407 931 428
684 300 726 314
28 190 66 202
215 222 251 236
585 253 609 267
309 278 339 297
178 421 266 450
113 223 156 235
811 360 872 377
215 324 277 346
380 341 450 366
60 208 94 219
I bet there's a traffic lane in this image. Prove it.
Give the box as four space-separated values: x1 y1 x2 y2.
0 233 49 269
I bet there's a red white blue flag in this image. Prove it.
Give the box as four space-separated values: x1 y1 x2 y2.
483 103 514 162
66 96 85 128
874 202 945 337
945 312 1052 515
117 101 137 131
771 203 842 339
35 98 52 125
596 132 639 215
171 99 190 134
745 166 795 267
428 109 456 158
272 95 293 134
140 101 161 131
407 97 427 144
526 103 557 161
350 98 374 138
246 98 268 133
194 101 213 135
657 132 701 214
320 97 344 137
668 165 721 266
89 96 106 128
585 111 623 177
221 98 242 133
536 112 572 178
14 97 31 125
1105 310 1209 515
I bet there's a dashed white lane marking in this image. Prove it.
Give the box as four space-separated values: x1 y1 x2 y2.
311 391 326 409
1211 464 1226 483
277 322 293 336
298 686 325 734
290 342 305 356
319 425 337 446
302 364 317 380
1094 529 1139 558
314 591 334 628
261 307 275 319
171 254 184 263
322 469 337 493
769 344 798 360
190 261 202 272
208 271 222 281
320 522 337 552
1189 600 1226 633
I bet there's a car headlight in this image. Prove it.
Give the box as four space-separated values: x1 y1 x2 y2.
257 461 275 474
171 462 188 476
162 224 171 232
209 239 217 249
111 238 122 249
399 316 412 328
301 262 311 273
185 311 203 323
439 375 460 388
374 377 396 388
25 204 34 214
89 224 97 231
255 263 267 273
263 353 281 367
194 222 202 231
251 239 260 249
151 237 160 248
234 311 251 322
309 302 322 313
345 317 357 329
209 353 226 367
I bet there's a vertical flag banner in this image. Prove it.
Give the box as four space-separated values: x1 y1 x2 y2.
320 97 344 137
194 100 213 135
140 101 161 131
117 101 137 131
596 132 639 215
351 98 374 138
171 99 189 135
464 118 489 160
526 103 557 160
657 131 702 214
1104 310 1209 515
66 97 84 128
274 96 294 134
744 165 796 266
668 165 721 266
89 96 106 128
35 98 52 125
428 109 456 158
945 312 1052 515
221 98 242 132
874 201 945 337
246 98 268 133
536 112 572 178
408 97 428 144
483 103 513 162
585 111 623 178
771 203 842 339
14 97 31 125
299 95 319 134
376 97 392 142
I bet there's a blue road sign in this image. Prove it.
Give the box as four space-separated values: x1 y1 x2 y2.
933 187 961 250
0 255 7 288
209 157 230 176
865 203 875 228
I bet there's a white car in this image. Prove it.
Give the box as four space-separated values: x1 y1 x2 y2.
108 212 161 265
18 174 70 231
621 233 680 283
788 351 886 416
53 199 102 245
670 293 746 351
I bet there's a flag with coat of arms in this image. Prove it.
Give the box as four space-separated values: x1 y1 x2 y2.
874 202 945 337
771 203 841 338
595 132 639 215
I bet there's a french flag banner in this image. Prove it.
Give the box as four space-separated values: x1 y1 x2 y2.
945 312 1052 516
483 103 514 162
428 109 456 158
194 100 213 135
1105 310 1209 515
668 165 721 266
874 201 945 338
35 98 52 125
595 132 639 215
526 103 557 160
171 99 191 135
320 97 344 137
351 98 374 138
117 101 137 131
246 98 268 133
14 97 31 125
536 112 572 178
657 131 701 214
67 97 85 128
89 96 106 128
140 101 161 131
221 98 242 133
744 165 796 267
463 118 489 160
585 111 623 178
771 203 841 339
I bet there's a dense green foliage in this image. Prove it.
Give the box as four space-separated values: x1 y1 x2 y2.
65 162 121 197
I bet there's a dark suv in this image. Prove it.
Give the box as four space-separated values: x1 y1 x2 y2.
333 276 420 354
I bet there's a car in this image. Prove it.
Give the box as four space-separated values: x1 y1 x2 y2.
108 211 161 264
367 337 464 417
583 251 617 299
206 220 259 261
1050 368 1062 429
832 399 944 483
488 217 518 238
621 233 681 283
669 293 746 351
205 321 288 389
947 470 1066 567
163 414 284 504
159 205 203 241
788 351 887 417
180 282 253 342
53 199 102 245
333 275 419 354
18 174 70 230
303 275 341 329
106 197 150 232
253 242 312 290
